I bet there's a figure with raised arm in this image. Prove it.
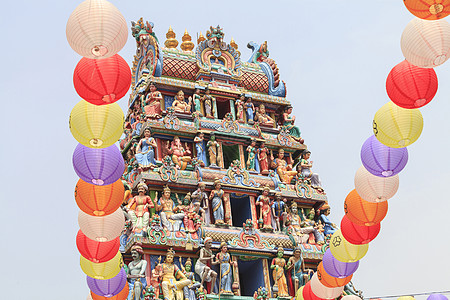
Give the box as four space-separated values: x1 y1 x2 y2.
171 90 192 113
158 248 191 300
195 237 218 293
270 148 297 184
319 203 337 236
179 257 201 300
282 105 302 141
126 181 154 233
167 136 192 170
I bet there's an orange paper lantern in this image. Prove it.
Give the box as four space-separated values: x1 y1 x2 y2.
317 262 353 288
75 178 124 216
344 189 388 226
404 0 450 20
91 282 129 300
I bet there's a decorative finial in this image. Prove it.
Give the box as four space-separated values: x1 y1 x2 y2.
181 29 195 52
164 26 178 49
197 31 206 45
230 37 238 50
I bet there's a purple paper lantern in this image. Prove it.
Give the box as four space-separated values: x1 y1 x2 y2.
428 295 449 300
322 249 359 278
361 135 408 177
87 268 127 297
73 143 125 185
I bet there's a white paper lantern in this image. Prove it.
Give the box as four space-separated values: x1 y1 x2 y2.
401 18 450 68
78 208 124 241
310 273 344 299
66 0 128 58
354 166 399 203
341 296 363 300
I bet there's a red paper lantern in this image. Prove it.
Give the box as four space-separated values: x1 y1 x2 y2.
404 0 450 20
75 178 124 216
317 262 353 288
340 215 380 245
344 189 388 226
73 54 131 105
76 230 120 263
91 282 129 300
386 60 438 109
303 281 326 300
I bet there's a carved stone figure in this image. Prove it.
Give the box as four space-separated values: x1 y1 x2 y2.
245 97 255 124
319 203 337 236
257 142 269 175
158 248 191 300
195 237 218 293
235 94 245 123
192 88 202 115
127 244 148 300
298 150 322 189
126 182 154 233
167 136 192 170
143 82 163 119
207 133 220 167
282 105 302 142
213 242 236 295
135 127 158 169
287 247 313 294
194 132 206 163
271 247 289 297
202 88 215 118
246 139 257 172
286 203 320 245
156 186 183 232
191 182 210 225
179 258 202 300
271 193 286 232
255 186 274 230
255 104 275 127
209 180 225 225
271 148 297 184
171 90 192 113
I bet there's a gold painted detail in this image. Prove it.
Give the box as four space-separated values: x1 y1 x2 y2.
165 26 179 49
181 29 195 52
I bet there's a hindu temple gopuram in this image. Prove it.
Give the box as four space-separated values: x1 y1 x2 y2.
119 19 362 300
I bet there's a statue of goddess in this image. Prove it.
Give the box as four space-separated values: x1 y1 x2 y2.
286 246 313 294
257 141 269 175
143 82 163 119
235 94 245 123
255 104 275 127
298 150 322 189
171 90 192 113
270 148 297 184
245 97 255 124
179 257 201 300
191 182 210 225
206 133 220 167
127 244 148 300
209 180 225 225
194 237 218 292
255 186 274 230
194 132 206 163
202 88 215 118
135 127 158 169
246 139 257 172
282 106 302 141
192 88 202 115
271 247 289 297
213 242 237 295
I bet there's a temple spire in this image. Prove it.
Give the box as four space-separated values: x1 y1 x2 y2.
164 26 178 49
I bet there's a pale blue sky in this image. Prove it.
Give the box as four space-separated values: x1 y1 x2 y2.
1 1 449 299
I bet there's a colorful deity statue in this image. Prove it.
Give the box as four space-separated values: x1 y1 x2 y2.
286 246 313 294
272 193 286 232
271 247 289 298
255 185 274 230
135 127 158 169
150 258 163 300
301 208 324 245
319 203 337 236
213 242 237 295
192 88 202 115
127 244 148 300
209 180 225 225
191 182 210 225
245 96 255 124
246 139 257 172
271 148 297 184
194 132 206 163
257 141 269 175
158 248 191 300
167 136 192 170
286 203 320 245
256 41 269 63
171 90 192 113
207 133 220 167
156 186 183 232
202 88 215 118
126 182 154 234
143 82 163 119
298 150 322 189
175 193 202 234
255 104 275 127
235 94 245 123
179 257 202 300
195 237 218 292
282 105 302 142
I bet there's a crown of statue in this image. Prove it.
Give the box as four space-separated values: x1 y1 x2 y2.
277 247 284 253
167 248 175 256
220 241 228 249
185 257 192 266
137 181 148 191
163 185 171 193
131 244 144 255
184 192 191 199
321 203 330 210
263 185 270 192
291 202 298 208
214 178 221 185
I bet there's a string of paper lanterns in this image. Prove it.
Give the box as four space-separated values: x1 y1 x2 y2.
66 0 130 298
301 2 450 300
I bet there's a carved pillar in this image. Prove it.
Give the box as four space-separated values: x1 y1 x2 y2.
144 253 152 286
262 258 273 298
230 99 236 120
232 255 241 296
249 195 258 229
224 192 232 226
213 98 218 119
218 141 225 168
238 144 245 169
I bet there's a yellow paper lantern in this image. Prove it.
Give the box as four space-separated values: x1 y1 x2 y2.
398 297 415 300
296 286 305 300
66 0 128 58
80 250 122 280
69 100 124 149
373 101 423 148
329 230 369 263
